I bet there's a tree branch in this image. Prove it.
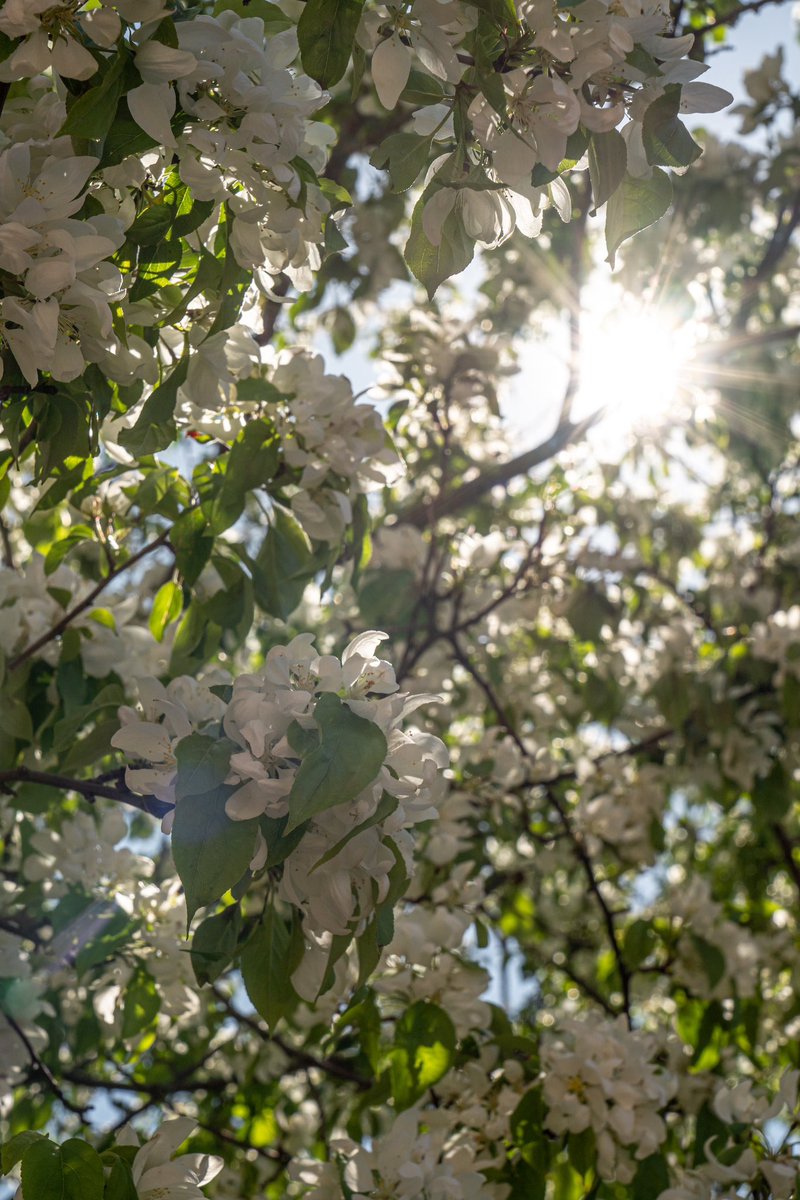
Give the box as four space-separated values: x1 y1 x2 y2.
687 0 788 37
772 823 800 897
8 527 173 672
211 987 371 1089
401 409 603 529
0 766 172 820
5 1011 90 1119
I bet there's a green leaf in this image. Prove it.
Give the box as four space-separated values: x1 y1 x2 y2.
463 0 519 27
390 1000 456 1110
241 908 299 1029
633 1153 670 1198
128 203 176 247
259 812 308 868
253 505 315 620
504 1158 546 1200
61 51 130 141
172 786 258 924
21 1138 104 1200
0 697 33 742
510 1087 546 1162
191 904 242 986
567 1127 596 1177
371 133 433 193
690 933 726 989
175 734 235 803
43 525 95 576
642 86 702 169
149 580 183 642
754 759 790 822
605 168 672 266
103 1155 139 1200
405 186 475 300
170 508 214 587
74 900 137 976
297 0 365 86
121 969 159 1039
286 722 320 757
119 359 188 456
2 1132 47 1174
207 419 279 534
588 129 628 211
284 693 387 834
623 918 656 969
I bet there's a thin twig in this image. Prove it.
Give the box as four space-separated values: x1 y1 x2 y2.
5 1011 89 1118
772 823 800 897
8 527 173 671
401 409 603 528
212 987 371 1089
688 0 787 36
0 766 172 821
448 634 633 1023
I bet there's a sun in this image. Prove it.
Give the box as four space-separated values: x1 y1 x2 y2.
575 299 694 437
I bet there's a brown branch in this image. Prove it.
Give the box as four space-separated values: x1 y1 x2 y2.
449 634 633 1021
687 0 788 36
0 766 172 821
61 1066 229 1099
8 527 173 671
401 409 603 529
211 987 371 1089
772 823 800 897
0 515 15 568
5 1011 89 1119
734 190 800 331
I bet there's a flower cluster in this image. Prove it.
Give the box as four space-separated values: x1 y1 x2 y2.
0 554 166 677
542 1017 675 1182
130 11 331 289
113 632 447 939
176 343 401 542
362 0 732 249
0 139 128 386
292 1106 491 1200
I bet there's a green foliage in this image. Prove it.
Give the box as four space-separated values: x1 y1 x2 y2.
297 0 365 86
172 736 258 923
605 168 672 265
389 1001 456 1110
405 185 475 299
284 694 388 834
241 908 301 1028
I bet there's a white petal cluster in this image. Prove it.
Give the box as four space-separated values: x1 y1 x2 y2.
129 12 332 289
0 554 167 677
177 343 401 543
0 1 107 82
360 0 477 110
114 633 447 939
660 1071 800 1199
751 605 800 685
0 139 128 386
376 911 491 1037
121 1116 223 1200
294 1107 491 1200
542 1017 675 1182
395 0 733 248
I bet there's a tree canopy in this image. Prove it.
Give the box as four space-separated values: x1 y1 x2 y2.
0 0 798 1198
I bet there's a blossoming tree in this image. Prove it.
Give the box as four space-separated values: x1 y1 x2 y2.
0 0 798 1197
